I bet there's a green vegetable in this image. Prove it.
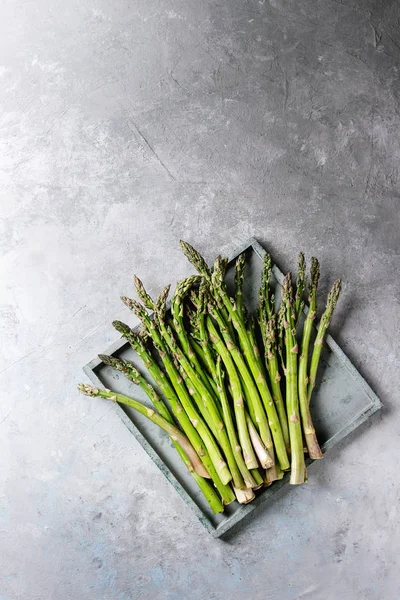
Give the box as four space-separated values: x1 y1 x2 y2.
78 241 341 512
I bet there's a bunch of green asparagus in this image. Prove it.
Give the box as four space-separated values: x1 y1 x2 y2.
78 242 341 514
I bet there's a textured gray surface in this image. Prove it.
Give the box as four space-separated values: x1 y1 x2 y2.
1 0 399 598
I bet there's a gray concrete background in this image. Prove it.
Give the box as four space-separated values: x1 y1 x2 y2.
1 0 399 598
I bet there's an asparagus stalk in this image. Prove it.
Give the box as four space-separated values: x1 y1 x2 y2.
246 315 263 370
112 325 234 506
208 301 274 458
154 290 245 491
236 374 281 484
260 252 274 320
207 317 258 470
134 275 155 310
234 487 256 504
180 241 289 472
298 258 320 393
197 286 219 380
211 255 236 341
308 278 342 403
264 316 290 452
97 355 224 513
295 252 306 321
112 321 212 468
120 295 234 490
228 374 280 483
259 251 282 481
234 252 246 321
298 258 323 459
258 254 290 452
112 324 234 505
171 277 217 397
98 354 173 420
250 468 264 489
175 357 217 437
78 384 210 479
215 357 257 489
190 337 214 376
257 310 286 482
245 413 274 469
272 314 289 490
282 274 306 484
184 296 214 375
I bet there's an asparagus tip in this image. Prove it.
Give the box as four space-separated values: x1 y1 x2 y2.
77 383 99 397
155 284 171 318
98 353 113 366
112 320 136 343
179 240 211 278
133 275 154 310
121 296 148 320
310 257 320 290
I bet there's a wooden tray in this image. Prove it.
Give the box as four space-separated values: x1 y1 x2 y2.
83 238 382 537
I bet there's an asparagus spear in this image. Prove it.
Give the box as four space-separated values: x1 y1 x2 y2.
154 289 246 491
235 374 281 484
250 468 264 489
98 354 172 419
282 273 306 484
120 294 233 488
258 275 289 482
260 252 274 320
181 241 290 471
171 277 216 397
295 252 306 321
175 359 219 439
248 310 282 485
97 355 224 513
190 337 214 376
215 357 258 489
183 300 214 375
207 317 258 470
134 275 155 310
245 414 274 469
234 487 256 504
257 257 291 453
196 284 219 380
308 278 342 403
234 252 247 321
78 384 210 479
264 316 290 452
207 300 274 459
298 258 323 459
112 321 211 468
227 372 280 483
112 322 235 505
246 314 263 370
211 255 236 341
